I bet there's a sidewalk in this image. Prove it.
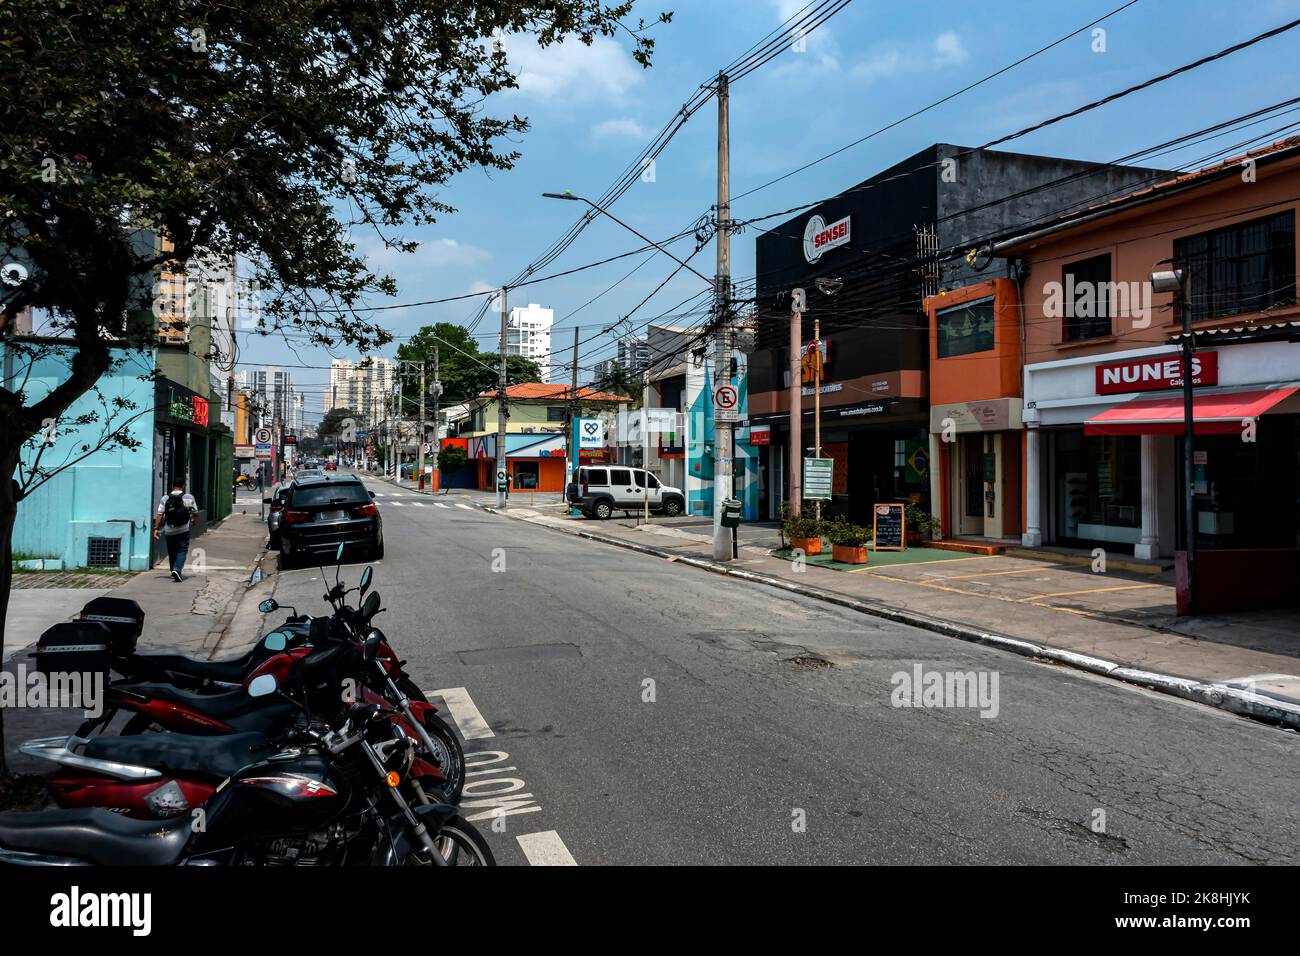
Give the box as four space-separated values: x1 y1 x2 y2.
495 501 1300 729
2 492 277 772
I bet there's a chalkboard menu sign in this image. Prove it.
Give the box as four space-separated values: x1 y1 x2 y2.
872 503 906 551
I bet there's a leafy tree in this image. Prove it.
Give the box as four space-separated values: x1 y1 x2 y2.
396 323 543 413
0 0 667 777
318 406 360 439
591 360 642 406
437 443 467 475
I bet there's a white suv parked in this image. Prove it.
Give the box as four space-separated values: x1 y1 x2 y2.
567 465 686 519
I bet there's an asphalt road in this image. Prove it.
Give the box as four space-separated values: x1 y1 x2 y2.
265 474 1300 866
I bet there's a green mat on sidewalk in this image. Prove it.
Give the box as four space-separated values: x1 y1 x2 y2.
771 545 981 571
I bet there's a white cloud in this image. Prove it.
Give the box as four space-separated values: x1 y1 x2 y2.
501 34 644 103
356 235 491 277
590 117 653 141
933 31 968 66
849 32 971 84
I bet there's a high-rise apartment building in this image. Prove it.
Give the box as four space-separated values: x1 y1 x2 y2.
326 356 396 427
506 303 553 381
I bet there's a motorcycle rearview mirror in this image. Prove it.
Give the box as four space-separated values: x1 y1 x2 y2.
258 598 279 613
359 566 372 596
247 674 279 698
360 591 380 622
262 631 288 652
363 631 382 661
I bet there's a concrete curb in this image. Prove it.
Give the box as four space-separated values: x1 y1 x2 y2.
489 506 1300 733
200 541 271 659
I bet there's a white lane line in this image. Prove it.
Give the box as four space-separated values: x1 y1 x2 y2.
429 686 495 740
456 503 475 510
388 501 403 507
434 502 451 509
412 502 425 507
516 830 577 866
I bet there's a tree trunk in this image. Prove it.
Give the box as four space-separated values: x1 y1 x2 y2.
0 444 21 778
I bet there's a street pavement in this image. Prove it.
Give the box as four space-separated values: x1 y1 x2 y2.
263 473 1300 866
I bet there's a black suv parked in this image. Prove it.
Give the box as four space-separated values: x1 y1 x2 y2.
275 476 384 564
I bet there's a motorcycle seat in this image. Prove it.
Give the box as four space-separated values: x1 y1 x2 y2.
126 683 260 720
84 731 268 781
124 651 253 685
0 807 191 866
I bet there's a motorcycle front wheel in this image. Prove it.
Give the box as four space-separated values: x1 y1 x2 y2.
417 711 465 804
409 815 494 866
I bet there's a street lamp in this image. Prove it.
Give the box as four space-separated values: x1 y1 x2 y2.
1152 264 1197 615
542 192 715 288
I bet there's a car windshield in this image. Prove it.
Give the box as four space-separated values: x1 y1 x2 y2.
296 469 324 478
291 483 369 506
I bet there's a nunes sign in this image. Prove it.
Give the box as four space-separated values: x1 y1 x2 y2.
803 214 850 263
1096 352 1218 395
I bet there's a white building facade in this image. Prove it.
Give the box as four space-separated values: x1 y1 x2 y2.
506 303 554 381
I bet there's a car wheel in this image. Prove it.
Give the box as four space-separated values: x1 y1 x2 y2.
372 538 385 560
593 499 613 520
662 497 683 517
268 532 281 551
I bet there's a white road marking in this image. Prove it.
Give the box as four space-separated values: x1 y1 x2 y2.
388 501 403 507
516 830 577 866
429 686 495 740
434 502 450 509
456 503 475 510
412 502 425 507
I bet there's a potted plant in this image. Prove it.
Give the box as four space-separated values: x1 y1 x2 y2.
905 503 939 546
781 501 824 555
827 517 872 564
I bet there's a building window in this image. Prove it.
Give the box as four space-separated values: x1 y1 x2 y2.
1063 255 1112 341
547 405 567 422
1174 211 1296 323
936 297 995 357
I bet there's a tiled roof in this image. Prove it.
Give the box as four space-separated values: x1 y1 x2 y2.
476 382 631 402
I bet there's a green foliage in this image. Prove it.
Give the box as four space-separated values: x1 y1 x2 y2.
826 516 872 548
318 407 360 438
591 360 641 405
437 443 467 474
905 503 940 535
396 323 543 412
780 501 823 540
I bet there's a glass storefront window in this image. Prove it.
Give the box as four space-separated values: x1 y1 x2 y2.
1053 431 1141 546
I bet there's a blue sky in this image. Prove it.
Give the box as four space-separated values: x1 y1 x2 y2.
245 0 1300 422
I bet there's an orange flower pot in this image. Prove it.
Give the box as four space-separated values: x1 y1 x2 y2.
832 544 869 565
790 535 822 555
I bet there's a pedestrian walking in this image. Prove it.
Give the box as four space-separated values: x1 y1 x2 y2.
153 479 198 582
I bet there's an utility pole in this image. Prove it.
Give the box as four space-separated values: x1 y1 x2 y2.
417 359 427 490
710 71 732 562
789 289 804 516
567 326 579 504
495 287 509 508
430 345 441 490
1179 278 1199 615
813 314 822 521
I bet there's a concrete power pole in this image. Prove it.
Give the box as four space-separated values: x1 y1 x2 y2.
567 326 579 501
417 359 427 489
495 287 509 508
430 345 441 490
710 71 732 562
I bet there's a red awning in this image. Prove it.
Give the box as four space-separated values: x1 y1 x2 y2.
1084 387 1298 436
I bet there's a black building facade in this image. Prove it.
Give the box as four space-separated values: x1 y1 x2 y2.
748 143 1170 524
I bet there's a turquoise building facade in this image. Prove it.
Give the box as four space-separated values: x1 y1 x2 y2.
7 343 157 571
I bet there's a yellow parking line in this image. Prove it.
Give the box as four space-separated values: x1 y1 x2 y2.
1016 584 1163 602
920 565 1071 582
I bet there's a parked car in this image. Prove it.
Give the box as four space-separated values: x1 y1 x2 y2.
567 465 685 519
265 481 293 549
275 476 383 563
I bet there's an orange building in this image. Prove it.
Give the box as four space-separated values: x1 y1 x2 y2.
923 278 1024 543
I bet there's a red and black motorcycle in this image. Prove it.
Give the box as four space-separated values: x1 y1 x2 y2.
38 557 466 802
1 684 493 866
